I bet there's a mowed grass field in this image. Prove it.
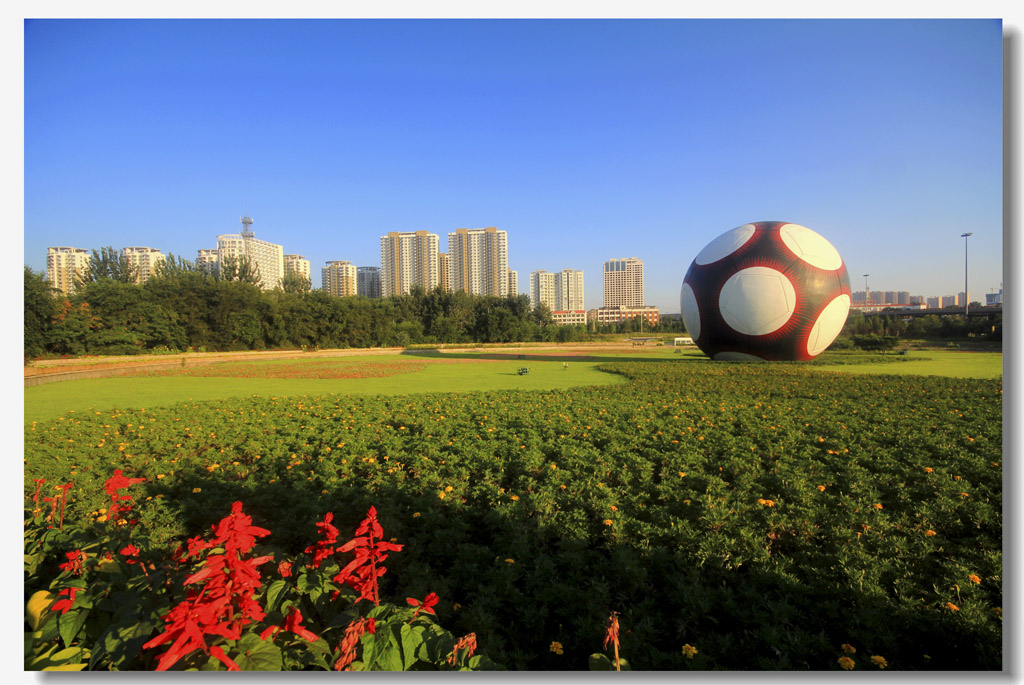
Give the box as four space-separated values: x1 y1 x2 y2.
22 347 1002 425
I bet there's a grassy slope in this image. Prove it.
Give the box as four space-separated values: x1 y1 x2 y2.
23 347 1002 425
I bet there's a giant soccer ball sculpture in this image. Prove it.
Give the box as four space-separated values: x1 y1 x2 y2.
681 222 851 361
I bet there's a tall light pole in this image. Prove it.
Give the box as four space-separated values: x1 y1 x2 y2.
863 274 870 303
961 233 973 316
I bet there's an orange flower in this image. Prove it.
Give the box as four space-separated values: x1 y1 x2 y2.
682 644 698 659
870 655 888 669
841 644 856 655
968 574 981 584
838 656 855 670
603 519 614 526
817 485 826 492
872 503 883 510
924 467 934 473
945 602 960 611
925 530 937 537
757 498 775 507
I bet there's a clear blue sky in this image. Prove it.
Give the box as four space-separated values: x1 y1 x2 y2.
23 18 1004 312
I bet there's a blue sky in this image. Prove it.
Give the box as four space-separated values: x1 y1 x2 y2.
23 18 1004 312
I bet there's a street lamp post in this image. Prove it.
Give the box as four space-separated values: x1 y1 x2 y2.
961 233 973 316
862 274 870 304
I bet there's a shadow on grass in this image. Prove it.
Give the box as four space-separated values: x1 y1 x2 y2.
401 349 708 365
142 471 1000 672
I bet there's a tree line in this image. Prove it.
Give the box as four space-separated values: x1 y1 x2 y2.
23 250 684 360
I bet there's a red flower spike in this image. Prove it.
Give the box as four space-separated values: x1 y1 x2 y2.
58 549 87 576
304 512 339 569
448 633 478 666
333 507 403 606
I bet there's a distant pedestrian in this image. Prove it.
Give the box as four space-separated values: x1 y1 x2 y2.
563 362 568 370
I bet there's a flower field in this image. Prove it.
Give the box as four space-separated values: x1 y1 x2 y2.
24 359 1002 670
122 359 431 380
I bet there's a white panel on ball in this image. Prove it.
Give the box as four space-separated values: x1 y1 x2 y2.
680 283 701 340
719 267 796 336
806 294 852 356
694 223 756 265
779 224 843 271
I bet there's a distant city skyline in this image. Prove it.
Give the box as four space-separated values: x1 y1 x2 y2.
23 19 1004 313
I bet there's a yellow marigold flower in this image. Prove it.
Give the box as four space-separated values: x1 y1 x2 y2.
438 492 446 500
969 574 981 584
924 467 934 473
412 512 421 518
156 474 165 479
682 644 698 659
838 656 855 670
757 498 775 507
550 463 557 470
945 602 960 611
510 495 519 501
872 503 883 510
870 656 887 669
817 485 826 492
603 519 614 526
192 487 202 493
445 485 453 492
560 484 567 490
504 558 514 564
841 644 856 655
206 463 219 472
550 641 564 655
925 529 937 537
96 515 108 523
610 505 618 511
678 472 686 477
960 492 970 498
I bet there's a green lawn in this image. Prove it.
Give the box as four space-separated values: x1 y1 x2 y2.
23 347 1001 425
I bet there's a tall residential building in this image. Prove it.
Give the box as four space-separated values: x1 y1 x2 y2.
322 261 358 297
530 270 557 310
212 217 284 290
284 255 312 284
46 246 90 295
448 227 509 297
926 296 941 309
555 269 585 311
357 266 382 298
196 249 219 276
121 247 166 284
603 257 644 308
940 295 958 308
380 231 439 297
508 269 518 297
438 253 452 293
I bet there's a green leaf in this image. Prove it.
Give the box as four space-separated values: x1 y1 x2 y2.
400 624 425 670
42 663 87 671
232 633 283 671
589 653 614 670
58 608 89 650
265 579 287 614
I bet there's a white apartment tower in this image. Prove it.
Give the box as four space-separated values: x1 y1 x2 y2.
46 247 90 295
196 249 219 276
284 255 312 283
603 257 644 308
214 216 284 290
322 260 358 297
508 269 519 297
555 269 585 311
448 227 509 297
121 247 166 284
530 270 557 310
380 231 440 297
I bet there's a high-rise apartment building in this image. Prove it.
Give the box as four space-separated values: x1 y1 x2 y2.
380 231 439 297
448 227 509 297
121 247 166 284
196 249 219 276
926 296 941 309
284 255 312 284
530 270 557 310
438 253 452 293
322 260 358 297
211 217 284 290
603 257 644 308
46 247 90 295
555 269 585 311
357 266 382 298
508 269 518 297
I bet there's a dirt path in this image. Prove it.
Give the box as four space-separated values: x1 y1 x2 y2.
24 341 668 387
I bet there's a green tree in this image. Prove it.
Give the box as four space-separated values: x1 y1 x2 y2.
281 271 311 294
219 256 262 286
79 246 137 285
24 267 58 361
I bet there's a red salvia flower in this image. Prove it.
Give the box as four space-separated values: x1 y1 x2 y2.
447 633 478 666
143 501 271 671
334 617 376 671
333 506 403 606
278 560 293 578
603 611 622 671
102 469 144 524
30 478 46 515
304 512 339 569
407 591 439 618
50 587 78 615
120 544 141 564
58 549 87 576
260 606 320 643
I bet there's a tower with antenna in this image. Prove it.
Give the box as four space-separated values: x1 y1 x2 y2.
240 214 254 263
